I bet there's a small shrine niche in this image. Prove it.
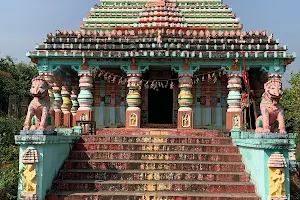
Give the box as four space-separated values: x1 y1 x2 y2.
130 113 137 126
182 113 191 128
80 113 87 121
232 114 241 129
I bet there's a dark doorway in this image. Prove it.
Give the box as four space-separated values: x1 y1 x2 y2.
148 88 173 124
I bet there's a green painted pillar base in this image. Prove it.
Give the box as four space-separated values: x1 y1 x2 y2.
231 129 296 200
15 133 80 200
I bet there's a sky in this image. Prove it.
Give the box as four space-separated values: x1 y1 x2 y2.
0 0 299 88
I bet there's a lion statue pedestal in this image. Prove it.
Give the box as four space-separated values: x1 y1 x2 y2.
255 79 286 134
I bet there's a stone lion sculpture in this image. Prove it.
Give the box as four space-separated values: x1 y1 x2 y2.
255 79 286 133
23 76 54 131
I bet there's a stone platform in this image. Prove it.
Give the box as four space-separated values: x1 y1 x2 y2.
46 129 260 200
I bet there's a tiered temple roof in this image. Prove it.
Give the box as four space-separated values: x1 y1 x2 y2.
81 0 241 31
27 0 296 62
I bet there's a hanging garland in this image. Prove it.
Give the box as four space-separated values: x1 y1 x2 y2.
94 68 227 91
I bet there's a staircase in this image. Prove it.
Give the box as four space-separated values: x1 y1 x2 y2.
46 129 260 200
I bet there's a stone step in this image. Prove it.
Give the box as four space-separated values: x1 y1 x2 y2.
52 180 256 193
95 129 225 137
80 135 232 145
46 191 260 200
63 160 245 172
58 169 250 182
73 143 239 153
69 151 242 162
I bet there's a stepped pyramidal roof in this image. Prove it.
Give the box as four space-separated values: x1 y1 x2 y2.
81 0 242 31
27 0 296 62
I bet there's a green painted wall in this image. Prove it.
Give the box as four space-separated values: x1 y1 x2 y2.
232 130 296 200
16 135 79 200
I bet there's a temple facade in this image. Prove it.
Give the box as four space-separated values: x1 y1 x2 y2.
27 0 296 130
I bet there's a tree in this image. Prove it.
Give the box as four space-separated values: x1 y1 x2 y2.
0 56 38 114
281 72 300 135
0 56 38 200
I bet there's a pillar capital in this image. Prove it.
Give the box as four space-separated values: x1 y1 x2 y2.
178 75 193 89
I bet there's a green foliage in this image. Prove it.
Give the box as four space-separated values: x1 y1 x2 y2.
281 73 300 135
0 56 38 113
0 56 37 199
0 162 20 200
0 116 24 200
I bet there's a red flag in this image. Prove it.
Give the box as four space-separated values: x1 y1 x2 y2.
242 50 251 92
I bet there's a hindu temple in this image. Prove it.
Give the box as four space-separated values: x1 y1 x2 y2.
16 0 297 200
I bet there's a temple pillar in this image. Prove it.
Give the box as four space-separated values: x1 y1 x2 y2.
61 79 73 127
76 73 94 122
177 74 193 129
39 72 55 127
226 74 243 130
71 81 79 127
52 77 63 127
40 72 55 108
126 73 142 129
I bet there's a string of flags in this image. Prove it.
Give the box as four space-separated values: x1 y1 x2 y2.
94 68 227 91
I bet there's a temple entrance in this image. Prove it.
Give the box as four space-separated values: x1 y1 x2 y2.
148 88 173 124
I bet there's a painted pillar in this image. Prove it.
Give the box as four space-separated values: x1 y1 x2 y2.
99 80 106 126
76 73 94 121
120 83 126 127
93 80 101 127
71 80 79 127
216 80 222 126
52 77 63 127
61 78 72 127
40 72 55 109
110 84 116 126
205 81 212 126
126 73 142 129
226 74 243 130
177 74 193 129
195 81 201 127
40 72 55 127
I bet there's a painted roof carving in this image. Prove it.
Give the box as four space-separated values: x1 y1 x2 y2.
81 0 241 31
27 0 296 61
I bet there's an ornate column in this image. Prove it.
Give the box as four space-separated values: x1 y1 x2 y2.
126 73 142 129
40 72 55 109
76 72 94 121
61 78 73 127
177 74 193 129
40 72 55 127
52 76 63 127
71 80 79 126
226 74 243 130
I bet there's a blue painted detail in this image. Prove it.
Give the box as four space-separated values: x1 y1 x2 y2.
116 96 121 104
231 129 296 200
105 95 111 104
216 80 222 126
20 130 56 135
15 134 79 200
110 107 115 125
